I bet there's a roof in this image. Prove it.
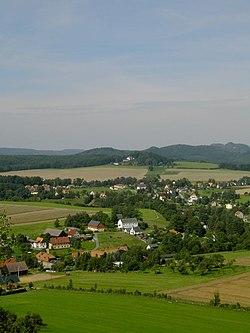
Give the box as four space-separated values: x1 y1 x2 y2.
0 274 20 285
43 228 65 237
49 237 70 245
5 261 28 274
34 237 45 243
67 229 78 236
0 258 16 269
35 252 56 262
88 220 101 227
121 218 138 223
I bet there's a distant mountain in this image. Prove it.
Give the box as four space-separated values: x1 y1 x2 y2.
0 148 84 155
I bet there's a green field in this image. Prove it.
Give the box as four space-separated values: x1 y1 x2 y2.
29 265 249 293
1 289 250 333
98 232 144 249
175 161 219 169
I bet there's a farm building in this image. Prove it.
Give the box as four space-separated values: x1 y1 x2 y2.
49 237 71 250
88 220 105 232
43 228 67 238
2 261 28 276
0 274 20 290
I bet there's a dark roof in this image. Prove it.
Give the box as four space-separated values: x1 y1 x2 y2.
121 218 138 223
0 274 20 285
5 261 28 274
88 220 102 227
43 228 66 237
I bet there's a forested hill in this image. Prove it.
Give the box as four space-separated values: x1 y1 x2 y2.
145 142 250 164
1 143 250 172
0 148 171 172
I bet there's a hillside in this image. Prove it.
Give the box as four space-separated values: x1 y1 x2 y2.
1 143 250 172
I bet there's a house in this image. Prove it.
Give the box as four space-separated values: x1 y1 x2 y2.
0 274 20 290
67 229 81 239
3 261 28 276
225 203 233 210
146 244 159 250
32 237 47 250
49 237 71 250
110 184 127 191
124 226 141 236
137 183 147 191
188 193 199 204
235 211 244 219
35 252 56 269
88 221 105 232
117 218 138 230
43 228 67 238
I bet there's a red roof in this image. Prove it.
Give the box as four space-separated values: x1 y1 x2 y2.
35 252 56 262
49 237 70 245
0 258 16 269
68 229 78 236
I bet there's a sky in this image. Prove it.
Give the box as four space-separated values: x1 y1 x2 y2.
0 0 250 150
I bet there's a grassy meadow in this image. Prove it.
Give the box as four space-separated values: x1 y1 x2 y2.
1 289 250 333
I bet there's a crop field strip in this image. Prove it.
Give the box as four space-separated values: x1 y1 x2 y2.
0 203 98 225
0 165 148 180
167 272 250 306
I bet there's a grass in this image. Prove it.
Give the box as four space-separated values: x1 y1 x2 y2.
30 265 249 293
1 289 250 333
174 161 219 169
98 232 144 249
140 208 168 229
11 219 61 238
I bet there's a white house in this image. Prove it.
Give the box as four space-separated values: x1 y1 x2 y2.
124 226 141 236
117 218 138 230
32 237 47 250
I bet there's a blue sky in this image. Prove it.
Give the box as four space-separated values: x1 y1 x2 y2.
0 0 250 149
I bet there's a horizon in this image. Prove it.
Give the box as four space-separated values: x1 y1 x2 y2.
0 141 249 152
1 1 250 149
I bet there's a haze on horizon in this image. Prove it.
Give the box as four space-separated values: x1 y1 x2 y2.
0 1 249 150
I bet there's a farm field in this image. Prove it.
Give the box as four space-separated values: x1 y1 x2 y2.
0 165 148 181
0 203 90 225
0 201 110 225
161 168 250 181
167 272 250 307
1 289 250 333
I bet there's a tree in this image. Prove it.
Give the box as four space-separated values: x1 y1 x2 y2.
0 212 12 260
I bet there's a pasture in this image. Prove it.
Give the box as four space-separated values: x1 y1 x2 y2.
1 289 250 333
0 165 148 181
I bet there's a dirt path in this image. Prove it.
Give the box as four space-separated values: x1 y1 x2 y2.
165 272 250 306
20 273 64 283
